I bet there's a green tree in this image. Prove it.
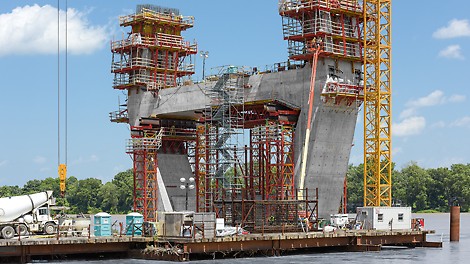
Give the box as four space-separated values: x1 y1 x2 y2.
98 182 120 213
22 179 42 194
447 164 470 211
427 167 451 211
67 178 103 213
398 162 432 211
112 169 134 213
0 185 22 197
346 164 364 211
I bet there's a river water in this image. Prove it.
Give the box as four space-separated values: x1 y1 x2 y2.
49 213 469 264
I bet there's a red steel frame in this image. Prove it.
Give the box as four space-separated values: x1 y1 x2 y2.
130 147 158 222
111 8 197 92
280 0 363 62
279 0 364 106
194 101 317 232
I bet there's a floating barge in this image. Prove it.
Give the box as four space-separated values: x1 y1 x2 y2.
0 229 441 263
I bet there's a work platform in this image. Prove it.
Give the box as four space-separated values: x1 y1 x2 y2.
0 230 441 263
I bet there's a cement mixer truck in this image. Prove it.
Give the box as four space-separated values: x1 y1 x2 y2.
0 191 58 239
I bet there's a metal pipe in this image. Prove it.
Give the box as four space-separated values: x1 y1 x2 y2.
450 206 460 242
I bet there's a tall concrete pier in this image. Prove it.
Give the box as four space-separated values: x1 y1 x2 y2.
126 59 362 218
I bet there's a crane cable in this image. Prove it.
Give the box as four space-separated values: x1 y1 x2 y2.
58 0 68 197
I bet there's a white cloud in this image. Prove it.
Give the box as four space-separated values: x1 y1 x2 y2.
449 94 467 103
433 19 470 39
451 116 470 128
0 160 8 167
0 5 109 56
393 116 426 137
439 45 464 60
400 90 466 119
406 90 445 108
399 108 417 119
392 147 403 156
71 154 100 165
33 156 47 165
438 157 466 168
40 167 51 172
431 121 447 128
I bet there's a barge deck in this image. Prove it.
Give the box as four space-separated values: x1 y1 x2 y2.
0 230 442 263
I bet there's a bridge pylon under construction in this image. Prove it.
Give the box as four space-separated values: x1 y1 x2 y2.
110 1 368 232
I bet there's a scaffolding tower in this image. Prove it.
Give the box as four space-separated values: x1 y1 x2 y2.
111 5 197 93
126 130 162 222
279 0 365 106
200 66 247 214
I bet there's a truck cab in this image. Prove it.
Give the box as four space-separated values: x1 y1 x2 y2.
28 200 58 234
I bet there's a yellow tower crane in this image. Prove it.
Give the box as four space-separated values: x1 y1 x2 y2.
363 0 392 207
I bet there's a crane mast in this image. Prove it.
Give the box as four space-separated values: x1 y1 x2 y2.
363 0 392 206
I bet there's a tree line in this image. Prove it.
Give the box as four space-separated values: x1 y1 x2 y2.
0 170 134 214
1 162 469 214
347 162 470 212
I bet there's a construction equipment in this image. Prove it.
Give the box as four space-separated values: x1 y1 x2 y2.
0 191 59 239
363 0 393 207
57 0 69 197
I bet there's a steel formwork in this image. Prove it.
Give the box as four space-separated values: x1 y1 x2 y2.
279 0 363 62
279 0 365 108
111 6 197 93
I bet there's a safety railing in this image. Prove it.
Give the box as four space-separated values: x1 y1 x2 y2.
282 17 358 39
111 33 197 53
112 57 155 72
279 0 330 13
126 135 162 153
119 8 194 28
109 108 128 123
279 0 362 15
321 80 364 97
323 41 361 58
331 0 362 13
288 38 361 59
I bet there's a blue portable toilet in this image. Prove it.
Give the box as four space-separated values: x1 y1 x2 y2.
94 212 112 237
126 212 144 236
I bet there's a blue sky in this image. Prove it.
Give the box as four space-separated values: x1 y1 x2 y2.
0 1 469 187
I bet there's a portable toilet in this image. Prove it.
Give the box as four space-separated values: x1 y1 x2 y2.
94 212 112 237
126 212 144 236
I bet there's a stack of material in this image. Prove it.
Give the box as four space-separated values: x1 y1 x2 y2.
193 212 216 238
163 212 184 237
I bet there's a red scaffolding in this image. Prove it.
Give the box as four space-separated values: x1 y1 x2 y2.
126 129 161 222
195 94 318 232
111 6 197 93
279 0 364 107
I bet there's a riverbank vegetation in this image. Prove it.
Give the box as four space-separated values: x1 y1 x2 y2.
1 163 469 214
347 162 470 212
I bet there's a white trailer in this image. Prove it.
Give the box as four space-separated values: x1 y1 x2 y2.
0 191 58 239
356 207 411 230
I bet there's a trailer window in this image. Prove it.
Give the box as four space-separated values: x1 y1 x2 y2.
378 213 383 222
398 213 404 222
39 208 48 216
